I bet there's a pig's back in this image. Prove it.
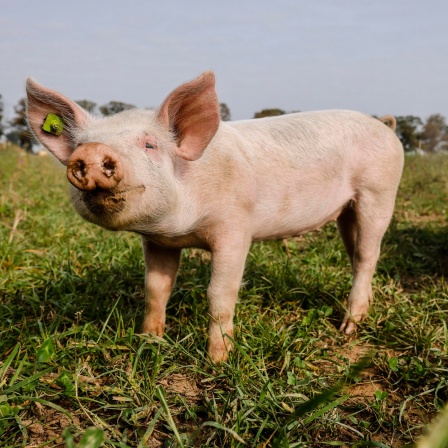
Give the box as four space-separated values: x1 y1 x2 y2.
220 110 402 241
227 110 392 164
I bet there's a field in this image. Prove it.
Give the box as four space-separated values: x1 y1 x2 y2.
0 144 447 447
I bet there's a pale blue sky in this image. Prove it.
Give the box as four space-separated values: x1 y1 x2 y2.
1 0 447 123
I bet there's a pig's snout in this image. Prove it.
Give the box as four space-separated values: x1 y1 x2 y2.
67 143 123 191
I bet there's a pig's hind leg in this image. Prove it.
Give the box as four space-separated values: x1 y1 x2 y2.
338 191 396 334
141 239 182 336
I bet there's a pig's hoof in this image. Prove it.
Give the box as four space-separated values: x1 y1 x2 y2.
207 339 232 364
208 348 229 364
141 321 165 337
340 301 369 334
339 319 358 335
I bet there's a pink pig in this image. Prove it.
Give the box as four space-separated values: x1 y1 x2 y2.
26 72 404 363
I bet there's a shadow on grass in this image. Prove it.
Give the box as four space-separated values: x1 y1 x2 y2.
380 223 448 282
1 252 212 347
3 221 446 345
239 221 447 327
1 261 144 343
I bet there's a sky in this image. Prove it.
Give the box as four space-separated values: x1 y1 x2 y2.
1 0 448 124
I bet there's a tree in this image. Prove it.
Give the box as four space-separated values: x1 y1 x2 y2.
76 100 97 114
220 103 231 121
253 108 286 119
8 98 34 152
5 130 22 147
420 114 448 152
99 101 135 116
395 116 423 152
0 93 4 139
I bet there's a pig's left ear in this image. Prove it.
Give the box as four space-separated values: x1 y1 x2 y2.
26 78 89 165
157 71 220 161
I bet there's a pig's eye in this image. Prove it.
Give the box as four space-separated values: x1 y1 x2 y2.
145 143 156 150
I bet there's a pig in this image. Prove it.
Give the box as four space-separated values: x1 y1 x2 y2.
26 72 404 363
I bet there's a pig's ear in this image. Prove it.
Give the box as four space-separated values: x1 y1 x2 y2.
157 71 220 161
26 78 89 165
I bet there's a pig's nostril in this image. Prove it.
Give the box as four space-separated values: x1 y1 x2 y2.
72 160 87 180
102 158 116 178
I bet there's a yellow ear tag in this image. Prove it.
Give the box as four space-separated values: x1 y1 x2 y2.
42 113 64 136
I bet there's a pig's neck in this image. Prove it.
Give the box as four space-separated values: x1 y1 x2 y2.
132 152 235 248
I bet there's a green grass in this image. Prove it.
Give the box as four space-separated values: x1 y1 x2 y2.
1 144 447 447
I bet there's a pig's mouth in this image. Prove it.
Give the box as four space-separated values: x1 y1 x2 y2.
81 185 145 215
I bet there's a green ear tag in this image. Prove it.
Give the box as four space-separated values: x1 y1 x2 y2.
42 113 65 136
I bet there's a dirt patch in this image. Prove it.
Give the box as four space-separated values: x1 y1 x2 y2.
349 380 383 399
401 209 446 225
22 406 79 447
159 373 202 402
338 342 372 364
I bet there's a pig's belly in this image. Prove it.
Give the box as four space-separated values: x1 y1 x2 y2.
251 180 354 241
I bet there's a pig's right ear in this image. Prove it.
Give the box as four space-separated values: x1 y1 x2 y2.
157 72 220 161
26 78 89 165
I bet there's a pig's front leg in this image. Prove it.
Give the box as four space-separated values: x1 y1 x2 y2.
207 235 251 363
141 238 181 336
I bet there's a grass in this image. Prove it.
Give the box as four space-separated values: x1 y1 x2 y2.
1 144 447 447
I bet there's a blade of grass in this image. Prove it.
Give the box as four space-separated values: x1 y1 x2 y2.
0 343 21 387
416 403 448 448
201 421 246 445
303 394 349 425
96 297 121 343
155 385 185 448
3 367 52 394
137 407 164 448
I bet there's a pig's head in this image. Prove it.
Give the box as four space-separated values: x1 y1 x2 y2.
26 72 220 232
